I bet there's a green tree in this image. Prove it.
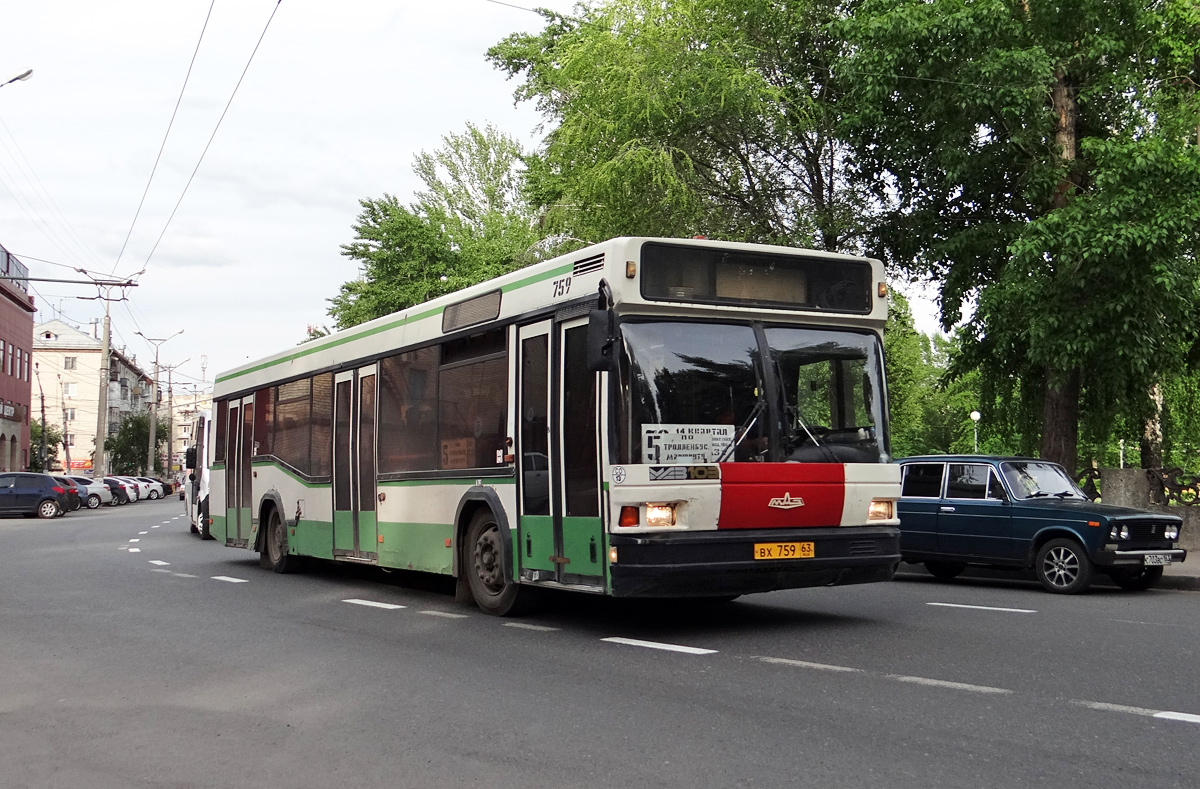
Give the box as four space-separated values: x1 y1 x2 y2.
329 123 546 328
841 0 1200 471
104 413 170 475
29 419 62 473
489 0 875 251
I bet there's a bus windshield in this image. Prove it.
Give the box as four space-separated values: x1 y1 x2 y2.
619 321 888 464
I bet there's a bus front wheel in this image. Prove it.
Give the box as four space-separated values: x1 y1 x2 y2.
464 509 535 616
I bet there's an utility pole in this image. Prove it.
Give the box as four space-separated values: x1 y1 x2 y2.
34 363 46 471
137 330 183 475
58 375 71 471
159 360 189 476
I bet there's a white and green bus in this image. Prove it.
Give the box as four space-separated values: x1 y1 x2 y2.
209 237 901 614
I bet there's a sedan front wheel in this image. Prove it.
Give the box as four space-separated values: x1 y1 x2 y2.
37 499 60 519
1035 538 1094 594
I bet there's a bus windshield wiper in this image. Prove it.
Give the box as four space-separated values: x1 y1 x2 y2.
717 397 765 462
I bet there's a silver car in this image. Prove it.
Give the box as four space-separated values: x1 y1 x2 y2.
69 476 113 509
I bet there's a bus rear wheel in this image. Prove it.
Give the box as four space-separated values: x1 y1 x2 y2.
260 508 299 573
465 509 535 616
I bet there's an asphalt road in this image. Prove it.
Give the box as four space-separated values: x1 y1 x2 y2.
2 500 1197 789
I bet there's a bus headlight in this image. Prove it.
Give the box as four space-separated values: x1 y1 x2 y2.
645 503 677 528
868 499 894 520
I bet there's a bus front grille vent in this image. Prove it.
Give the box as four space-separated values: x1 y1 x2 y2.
572 253 605 277
848 541 877 556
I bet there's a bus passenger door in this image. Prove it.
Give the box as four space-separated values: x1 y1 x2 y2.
517 321 556 580
555 318 605 586
225 397 252 547
332 366 378 561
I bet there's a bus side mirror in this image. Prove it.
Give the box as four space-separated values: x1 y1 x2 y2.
189 473 196 482
185 446 197 470
587 309 617 372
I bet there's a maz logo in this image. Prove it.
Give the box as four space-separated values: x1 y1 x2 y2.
768 492 805 510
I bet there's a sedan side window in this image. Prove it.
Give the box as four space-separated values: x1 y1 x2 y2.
946 464 990 500
901 463 945 498
986 471 1008 501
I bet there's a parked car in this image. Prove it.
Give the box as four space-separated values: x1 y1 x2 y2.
0 473 70 518
70 476 114 509
896 455 1187 593
102 477 131 505
135 477 166 500
116 476 144 502
51 476 83 511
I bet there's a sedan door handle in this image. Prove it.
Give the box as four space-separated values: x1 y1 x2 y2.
939 506 956 513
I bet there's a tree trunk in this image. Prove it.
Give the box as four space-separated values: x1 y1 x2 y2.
1141 381 1166 504
1039 68 1081 472
1041 367 1079 471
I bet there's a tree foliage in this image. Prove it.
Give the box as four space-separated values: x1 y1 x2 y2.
29 419 62 473
840 0 1200 469
488 0 875 251
329 123 546 328
104 412 170 475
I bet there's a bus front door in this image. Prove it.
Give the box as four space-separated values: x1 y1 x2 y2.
516 319 605 588
332 366 378 561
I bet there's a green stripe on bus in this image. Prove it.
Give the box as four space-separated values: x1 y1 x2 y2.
215 263 574 384
378 477 515 487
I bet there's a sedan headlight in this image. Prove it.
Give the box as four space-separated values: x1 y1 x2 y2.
1165 524 1180 541
1110 524 1130 540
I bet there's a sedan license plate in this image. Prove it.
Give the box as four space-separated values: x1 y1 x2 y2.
1144 554 1172 566
754 541 814 560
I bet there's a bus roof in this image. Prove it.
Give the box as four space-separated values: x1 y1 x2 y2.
214 237 886 396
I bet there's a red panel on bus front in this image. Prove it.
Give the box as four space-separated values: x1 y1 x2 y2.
717 463 846 529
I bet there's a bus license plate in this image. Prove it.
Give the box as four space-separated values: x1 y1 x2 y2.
754 542 814 560
1144 554 1172 566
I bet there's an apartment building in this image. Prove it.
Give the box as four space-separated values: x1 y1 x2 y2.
0 245 35 471
32 319 154 475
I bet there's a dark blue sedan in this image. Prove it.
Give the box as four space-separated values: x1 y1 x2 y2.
897 455 1186 593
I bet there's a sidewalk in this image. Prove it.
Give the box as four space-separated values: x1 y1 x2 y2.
896 560 1200 592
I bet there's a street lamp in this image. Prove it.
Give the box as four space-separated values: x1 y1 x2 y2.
1 69 33 89
970 410 982 453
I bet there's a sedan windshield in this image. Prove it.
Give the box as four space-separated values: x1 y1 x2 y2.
1001 461 1087 499
618 321 888 464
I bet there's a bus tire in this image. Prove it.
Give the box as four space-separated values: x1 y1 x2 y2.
199 498 213 540
464 508 535 617
260 507 299 574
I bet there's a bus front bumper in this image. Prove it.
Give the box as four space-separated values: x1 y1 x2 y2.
608 526 900 598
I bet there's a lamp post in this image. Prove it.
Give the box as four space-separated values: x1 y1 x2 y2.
970 410 982 453
136 329 183 475
1 69 33 89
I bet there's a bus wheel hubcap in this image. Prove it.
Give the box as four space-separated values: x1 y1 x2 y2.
474 526 504 595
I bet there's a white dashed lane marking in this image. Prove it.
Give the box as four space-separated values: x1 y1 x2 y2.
211 576 249 584
419 611 469 619
128 548 141 553
1155 712 1200 724
151 525 160 529
1073 700 1200 724
148 560 170 566
504 622 560 632
756 657 861 673
172 573 197 578
138 531 148 535
343 599 405 610
927 602 1036 614
602 637 717 655
886 674 1012 695
128 539 139 543
152 569 172 574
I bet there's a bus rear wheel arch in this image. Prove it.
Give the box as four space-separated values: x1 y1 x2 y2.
463 508 536 616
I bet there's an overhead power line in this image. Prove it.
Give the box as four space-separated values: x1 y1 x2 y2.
111 0 218 275
136 0 285 276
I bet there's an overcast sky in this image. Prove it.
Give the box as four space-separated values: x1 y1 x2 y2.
1 0 941 393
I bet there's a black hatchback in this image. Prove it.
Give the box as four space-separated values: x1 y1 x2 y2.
0 473 70 518
102 477 131 505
